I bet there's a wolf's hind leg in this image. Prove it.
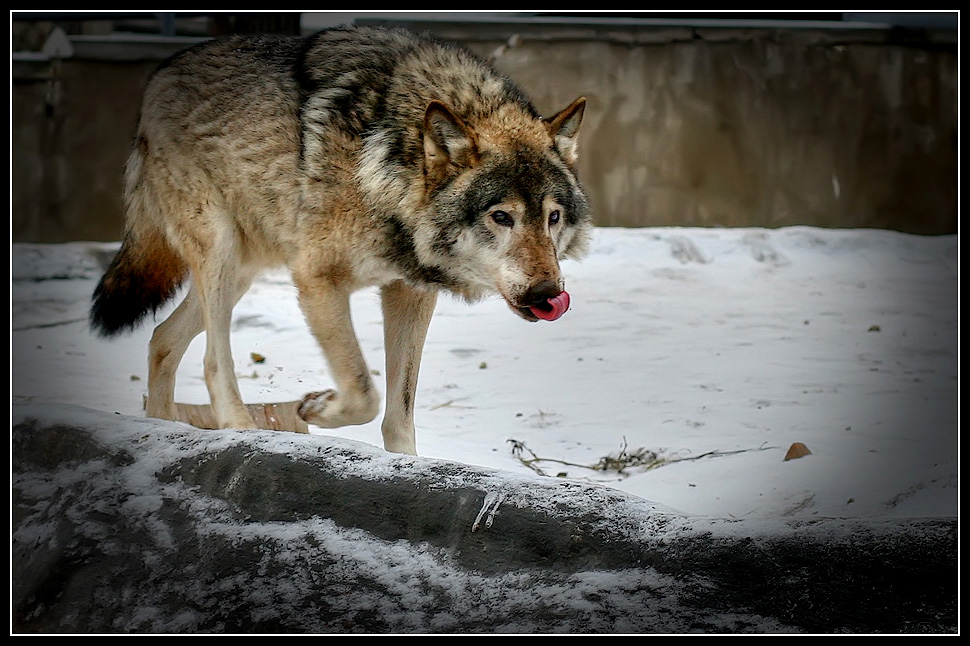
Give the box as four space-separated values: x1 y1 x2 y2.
146 285 203 421
294 275 380 429
379 281 437 455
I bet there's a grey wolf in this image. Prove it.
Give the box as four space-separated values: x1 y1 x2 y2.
90 26 591 455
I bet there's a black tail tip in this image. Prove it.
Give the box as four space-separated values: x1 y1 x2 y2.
89 281 155 337
89 298 139 338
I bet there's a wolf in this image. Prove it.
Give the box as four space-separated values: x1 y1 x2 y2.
90 25 592 455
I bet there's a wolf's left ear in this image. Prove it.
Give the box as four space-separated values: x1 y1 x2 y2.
545 97 586 166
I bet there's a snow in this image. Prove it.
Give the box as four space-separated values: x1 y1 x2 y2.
10 225 959 522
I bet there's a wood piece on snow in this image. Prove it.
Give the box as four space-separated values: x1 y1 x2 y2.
172 401 309 434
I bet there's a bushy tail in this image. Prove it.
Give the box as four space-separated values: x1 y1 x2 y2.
90 227 187 337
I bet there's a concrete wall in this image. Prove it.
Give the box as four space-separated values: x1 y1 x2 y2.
427 19 958 234
11 18 957 242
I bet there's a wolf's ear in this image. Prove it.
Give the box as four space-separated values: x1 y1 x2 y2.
423 101 478 182
545 97 586 166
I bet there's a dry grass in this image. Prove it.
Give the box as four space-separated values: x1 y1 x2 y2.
508 437 776 478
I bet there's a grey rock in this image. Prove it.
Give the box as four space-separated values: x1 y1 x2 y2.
12 404 956 634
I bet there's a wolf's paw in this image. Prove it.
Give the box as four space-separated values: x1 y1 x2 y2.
299 389 378 428
298 389 337 423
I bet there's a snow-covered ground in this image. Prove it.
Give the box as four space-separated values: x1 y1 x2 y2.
11 225 959 521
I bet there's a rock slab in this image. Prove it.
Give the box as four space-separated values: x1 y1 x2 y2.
12 404 956 634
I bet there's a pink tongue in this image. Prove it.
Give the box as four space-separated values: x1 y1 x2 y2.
529 291 570 321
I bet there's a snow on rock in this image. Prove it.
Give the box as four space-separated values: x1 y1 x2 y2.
12 403 956 634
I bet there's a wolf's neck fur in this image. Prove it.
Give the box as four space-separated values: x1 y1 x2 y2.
296 27 536 218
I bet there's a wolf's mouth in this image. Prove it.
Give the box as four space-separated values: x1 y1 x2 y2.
529 291 570 321
510 291 570 322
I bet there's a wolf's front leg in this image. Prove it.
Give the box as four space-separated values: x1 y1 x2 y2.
380 281 437 455
294 274 380 429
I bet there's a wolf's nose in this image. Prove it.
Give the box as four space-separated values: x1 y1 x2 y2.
523 280 562 309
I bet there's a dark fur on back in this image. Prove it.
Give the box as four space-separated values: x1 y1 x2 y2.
296 27 536 134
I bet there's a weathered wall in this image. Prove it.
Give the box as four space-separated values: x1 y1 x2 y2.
11 21 957 242
442 21 958 234
13 57 161 242
516 39 957 232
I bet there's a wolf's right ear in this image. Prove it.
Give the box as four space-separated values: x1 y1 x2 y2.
423 101 478 183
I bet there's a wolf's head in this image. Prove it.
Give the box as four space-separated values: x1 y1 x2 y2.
409 97 593 321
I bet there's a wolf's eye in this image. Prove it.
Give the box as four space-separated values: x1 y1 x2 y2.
549 210 561 226
491 211 514 227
